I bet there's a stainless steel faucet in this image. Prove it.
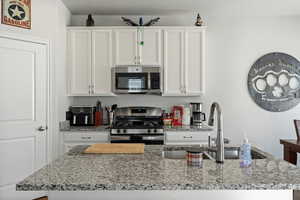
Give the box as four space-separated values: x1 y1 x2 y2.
208 102 224 164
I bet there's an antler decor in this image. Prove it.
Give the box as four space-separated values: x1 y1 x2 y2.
144 17 160 26
121 17 139 26
121 17 160 26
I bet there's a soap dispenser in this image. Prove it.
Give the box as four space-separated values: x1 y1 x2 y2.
240 134 252 168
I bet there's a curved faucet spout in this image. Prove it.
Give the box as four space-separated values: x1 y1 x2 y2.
208 102 224 164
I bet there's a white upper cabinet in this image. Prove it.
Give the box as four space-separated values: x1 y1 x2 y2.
67 29 114 96
185 30 205 96
92 30 114 96
163 28 206 96
68 30 91 96
163 29 185 96
67 27 206 97
139 29 162 66
114 29 138 65
114 28 162 66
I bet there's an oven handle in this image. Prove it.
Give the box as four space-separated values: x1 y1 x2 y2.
142 136 164 141
110 135 164 141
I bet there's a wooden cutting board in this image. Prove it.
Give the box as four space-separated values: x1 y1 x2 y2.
84 143 145 154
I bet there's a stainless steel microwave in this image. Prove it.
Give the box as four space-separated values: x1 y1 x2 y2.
112 66 162 94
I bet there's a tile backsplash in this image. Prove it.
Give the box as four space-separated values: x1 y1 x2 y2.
69 96 204 112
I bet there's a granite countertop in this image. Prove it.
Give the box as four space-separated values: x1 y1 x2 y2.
17 145 300 191
164 124 213 132
61 126 110 132
61 125 212 132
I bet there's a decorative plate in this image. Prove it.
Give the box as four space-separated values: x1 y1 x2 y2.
248 52 300 112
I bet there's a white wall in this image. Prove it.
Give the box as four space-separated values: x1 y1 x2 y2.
0 0 71 159
54 0 72 158
70 14 300 158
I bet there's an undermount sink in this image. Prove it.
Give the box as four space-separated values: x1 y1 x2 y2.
162 146 266 160
207 146 266 160
162 150 213 160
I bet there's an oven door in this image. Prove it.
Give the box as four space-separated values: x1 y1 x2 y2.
110 135 164 145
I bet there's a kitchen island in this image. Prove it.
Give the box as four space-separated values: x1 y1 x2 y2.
17 145 299 200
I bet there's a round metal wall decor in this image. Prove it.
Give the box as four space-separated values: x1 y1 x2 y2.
248 52 300 112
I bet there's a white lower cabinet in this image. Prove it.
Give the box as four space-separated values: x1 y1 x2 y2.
63 132 109 153
165 131 209 145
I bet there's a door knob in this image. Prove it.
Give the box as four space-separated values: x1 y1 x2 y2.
37 126 47 132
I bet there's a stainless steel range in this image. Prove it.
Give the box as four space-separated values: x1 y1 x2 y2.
110 107 164 144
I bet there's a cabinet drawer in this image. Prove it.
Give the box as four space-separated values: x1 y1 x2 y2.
165 131 208 145
64 132 109 142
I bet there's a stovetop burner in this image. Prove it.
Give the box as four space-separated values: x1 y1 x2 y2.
111 107 164 137
113 120 163 129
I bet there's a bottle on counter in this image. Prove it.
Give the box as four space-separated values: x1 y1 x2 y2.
239 134 252 168
182 106 191 126
95 100 102 126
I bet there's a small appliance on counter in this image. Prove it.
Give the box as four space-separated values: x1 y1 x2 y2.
190 102 206 126
66 106 96 126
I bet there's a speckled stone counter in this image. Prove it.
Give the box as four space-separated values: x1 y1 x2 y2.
16 145 300 191
164 124 213 132
62 125 212 132
61 126 110 132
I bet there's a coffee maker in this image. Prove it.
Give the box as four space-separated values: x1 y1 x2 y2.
66 106 96 126
190 103 206 126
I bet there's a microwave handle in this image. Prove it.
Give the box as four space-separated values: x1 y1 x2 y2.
148 72 151 91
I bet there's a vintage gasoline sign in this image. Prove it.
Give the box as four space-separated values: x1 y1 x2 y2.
1 0 31 29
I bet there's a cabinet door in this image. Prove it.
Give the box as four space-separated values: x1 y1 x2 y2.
163 30 185 96
68 30 92 96
185 30 205 96
139 29 162 66
114 29 138 65
92 30 114 96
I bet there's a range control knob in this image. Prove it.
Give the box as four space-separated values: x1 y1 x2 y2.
123 129 127 133
117 129 121 134
153 129 157 133
147 129 151 133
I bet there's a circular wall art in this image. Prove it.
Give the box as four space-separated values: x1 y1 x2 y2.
248 52 300 112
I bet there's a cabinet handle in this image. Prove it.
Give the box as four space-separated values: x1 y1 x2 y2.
183 136 193 139
91 85 95 94
81 136 92 140
180 86 185 94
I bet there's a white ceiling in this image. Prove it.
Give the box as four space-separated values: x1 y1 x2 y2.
62 0 300 16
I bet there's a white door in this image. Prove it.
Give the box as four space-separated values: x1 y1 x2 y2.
0 37 48 199
68 30 92 96
163 30 185 96
139 29 162 66
185 30 205 96
114 29 138 65
92 30 114 96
